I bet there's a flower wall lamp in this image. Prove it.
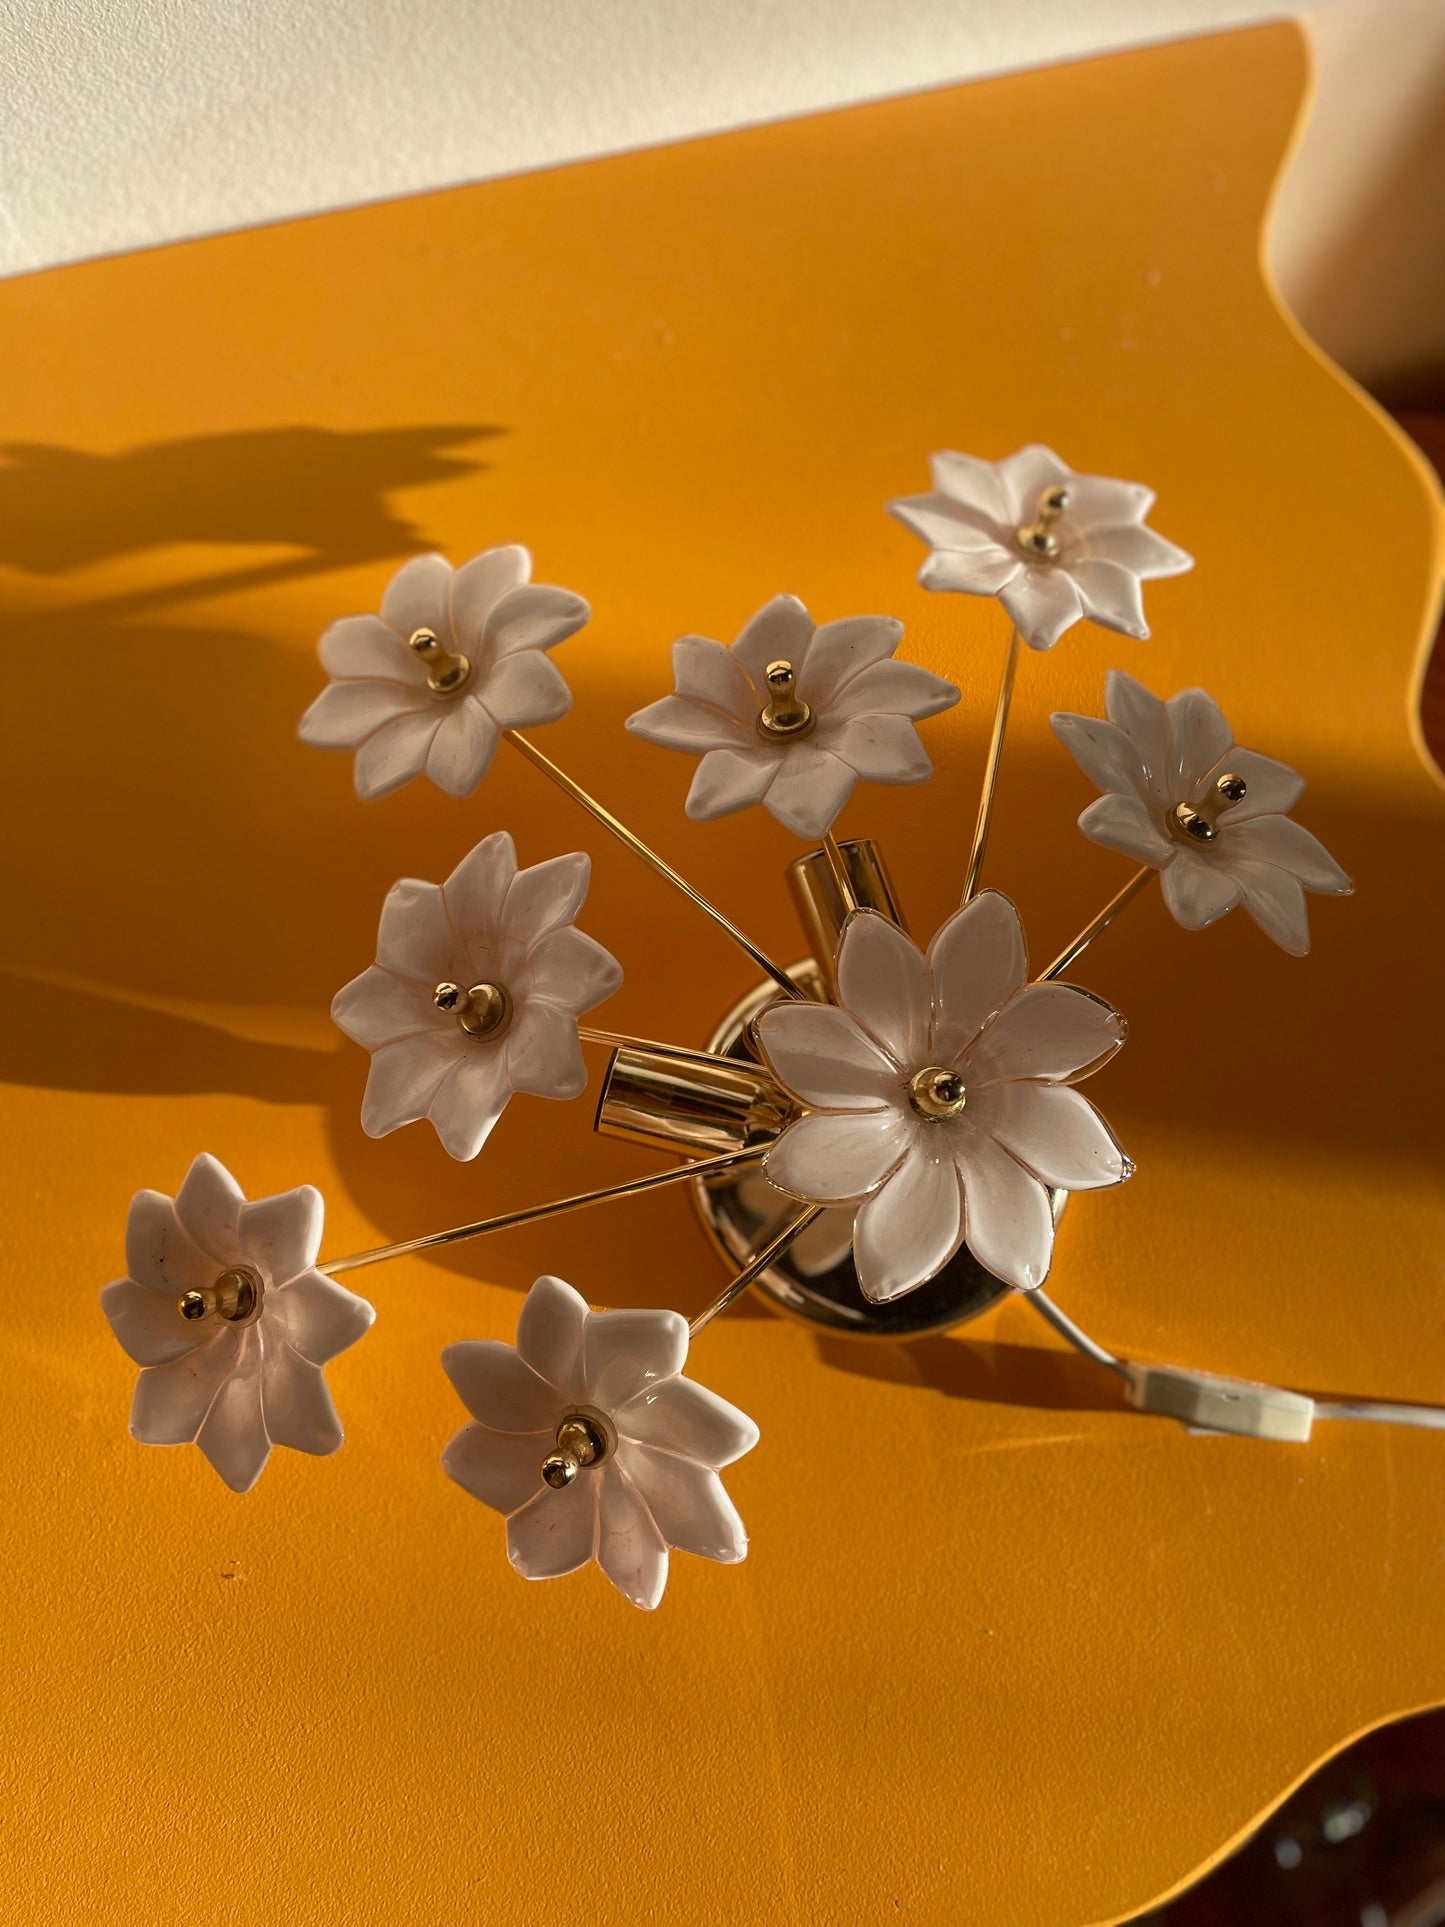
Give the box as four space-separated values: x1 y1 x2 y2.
101 444 1445 1610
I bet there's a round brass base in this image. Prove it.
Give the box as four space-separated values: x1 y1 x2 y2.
689 964 1056 1339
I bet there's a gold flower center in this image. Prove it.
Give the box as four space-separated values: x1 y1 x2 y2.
908 1066 967 1120
540 1409 613 1489
177 1265 263 1325
433 980 512 1038
757 659 814 739
1017 484 1071 560
1170 771 1248 845
409 626 472 694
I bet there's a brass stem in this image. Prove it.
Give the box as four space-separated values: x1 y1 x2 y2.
503 729 805 1001
820 831 858 914
961 625 1023 904
577 1025 734 1071
319 1146 764 1278
1038 866 1156 981
688 1203 824 1337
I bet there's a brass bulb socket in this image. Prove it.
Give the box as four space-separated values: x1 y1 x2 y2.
787 837 907 999
596 1046 792 1159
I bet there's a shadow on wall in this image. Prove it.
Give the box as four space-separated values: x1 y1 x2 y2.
1 423 1440 1321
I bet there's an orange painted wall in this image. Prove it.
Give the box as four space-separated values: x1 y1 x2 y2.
1 23 1442 1925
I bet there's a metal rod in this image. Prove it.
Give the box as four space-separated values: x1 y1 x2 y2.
504 729 805 1000
320 1147 764 1278
577 1025 728 1071
1038 866 1156 981
820 830 858 914
961 624 1023 904
688 1203 824 1337
1025 1288 1129 1378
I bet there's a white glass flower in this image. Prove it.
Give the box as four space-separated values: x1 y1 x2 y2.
755 896 1131 1299
888 444 1193 651
1051 670 1353 955
332 830 622 1160
441 1275 759 1610
624 592 959 838
99 1154 374 1493
298 544 589 800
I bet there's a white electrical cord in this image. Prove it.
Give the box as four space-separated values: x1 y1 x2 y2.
1026 1289 1445 1442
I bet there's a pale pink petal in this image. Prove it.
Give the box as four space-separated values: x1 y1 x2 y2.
957 1132 1056 1290
101 1277 202 1366
129 1327 239 1443
448 544 531 651
319 613 428 685
626 693 752 752
889 493 1003 550
195 1337 270 1492
279 1272 375 1366
442 1338 560 1432
506 1477 599 1580
175 1153 245 1266
238 1184 323 1286
1050 710 1148 800
375 877 457 982
671 635 754 718
621 1447 746 1563
260 1337 343 1456
926 890 1028 1065
996 444 1073 521
968 984 1126 1085
380 553 454 646
352 710 441 800
486 582 589 657
755 1003 903 1107
730 593 816 695
1078 793 1173 865
822 714 932 784
583 1306 689 1412
124 1188 214 1299
424 698 500 797
443 828 518 938
1000 567 1084 651
837 909 932 1065
823 658 960 724
299 680 423 749
332 964 444 1050
685 746 780 819
596 1463 669 1608
515 1275 589 1399
853 1148 963 1302
1105 670 1172 802
504 850 591 945
918 546 1021 594
1206 748 1304 822
504 1002 586 1101
360 1032 465 1138
523 925 622 1013
763 1108 912 1202
1079 522 1192 578
1159 848 1244 929
427 1048 514 1160
1233 863 1312 955
443 1420 553 1516
1061 473 1155 527
1167 688 1234 797
798 615 903 707
927 450 1012 521
968 1082 1130 1190
1226 815 1352 893
1067 557 1149 638
762 746 857 838
615 1377 758 1467
477 652 571 731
